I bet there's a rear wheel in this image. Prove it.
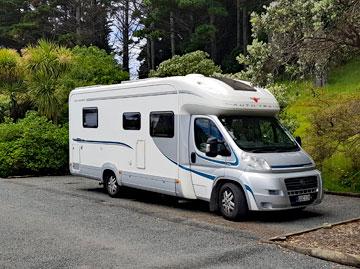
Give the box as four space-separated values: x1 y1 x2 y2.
219 183 248 220
104 173 121 197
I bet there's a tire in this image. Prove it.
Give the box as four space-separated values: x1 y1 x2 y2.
219 183 248 220
104 172 121 198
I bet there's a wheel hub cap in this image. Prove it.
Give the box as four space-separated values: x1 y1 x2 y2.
222 190 235 214
107 176 118 194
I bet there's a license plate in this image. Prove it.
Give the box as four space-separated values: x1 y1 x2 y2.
297 194 311 202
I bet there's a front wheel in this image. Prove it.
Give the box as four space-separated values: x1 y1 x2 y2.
219 183 248 220
105 173 121 197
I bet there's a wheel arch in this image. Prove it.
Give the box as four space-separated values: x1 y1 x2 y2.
101 163 120 184
209 177 249 212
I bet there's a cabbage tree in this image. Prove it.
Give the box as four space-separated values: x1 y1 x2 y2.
23 40 72 122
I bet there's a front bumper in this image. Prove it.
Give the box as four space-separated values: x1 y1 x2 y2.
243 169 323 211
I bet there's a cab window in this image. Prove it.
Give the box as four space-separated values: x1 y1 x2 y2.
194 118 224 153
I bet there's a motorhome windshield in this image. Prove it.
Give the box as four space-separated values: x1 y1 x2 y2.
219 116 299 153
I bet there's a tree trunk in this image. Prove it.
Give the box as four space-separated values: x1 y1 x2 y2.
122 0 130 73
314 70 328 87
189 14 194 36
75 0 81 44
146 38 151 71
210 13 216 60
170 11 175 57
149 22 155 70
242 6 248 55
236 0 241 48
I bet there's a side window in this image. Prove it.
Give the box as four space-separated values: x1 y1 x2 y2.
150 111 174 138
123 112 141 130
194 118 224 153
83 107 98 128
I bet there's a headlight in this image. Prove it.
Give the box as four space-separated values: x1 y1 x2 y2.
240 152 271 171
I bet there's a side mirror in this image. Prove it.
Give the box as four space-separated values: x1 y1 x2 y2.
295 136 302 146
205 137 219 157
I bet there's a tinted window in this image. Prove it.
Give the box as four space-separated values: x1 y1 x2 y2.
123 112 141 130
194 118 224 153
150 112 174 138
83 107 98 128
219 116 299 152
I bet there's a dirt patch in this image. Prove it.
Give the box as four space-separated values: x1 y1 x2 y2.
285 220 360 256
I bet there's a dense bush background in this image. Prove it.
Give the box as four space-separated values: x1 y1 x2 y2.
0 112 68 178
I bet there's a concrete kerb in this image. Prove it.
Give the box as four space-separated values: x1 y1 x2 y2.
325 190 360 198
275 243 360 268
262 217 360 268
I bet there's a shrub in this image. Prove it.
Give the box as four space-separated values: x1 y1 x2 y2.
63 45 129 87
267 84 299 134
149 50 221 77
0 112 68 177
307 97 360 191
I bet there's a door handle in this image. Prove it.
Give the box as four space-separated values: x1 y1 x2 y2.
191 152 196 163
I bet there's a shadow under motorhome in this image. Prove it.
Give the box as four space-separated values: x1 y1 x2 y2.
69 74 323 220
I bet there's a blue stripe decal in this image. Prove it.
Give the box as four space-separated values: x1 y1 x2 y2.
195 149 239 166
245 184 255 198
196 153 227 165
165 156 216 180
72 138 133 149
271 163 312 169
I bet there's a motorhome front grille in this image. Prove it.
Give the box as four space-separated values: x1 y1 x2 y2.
284 176 318 191
287 188 318 197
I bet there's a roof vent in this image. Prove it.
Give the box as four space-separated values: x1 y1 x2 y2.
215 77 256 92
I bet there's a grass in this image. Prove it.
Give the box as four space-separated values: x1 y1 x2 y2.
283 58 360 193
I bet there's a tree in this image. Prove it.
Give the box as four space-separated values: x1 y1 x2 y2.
111 0 143 73
135 0 269 77
2 40 129 123
22 40 73 122
239 0 360 86
0 48 30 121
0 0 113 51
0 0 54 50
149 50 221 77
61 45 129 88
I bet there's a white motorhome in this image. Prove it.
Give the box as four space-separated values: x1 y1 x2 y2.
69 74 323 220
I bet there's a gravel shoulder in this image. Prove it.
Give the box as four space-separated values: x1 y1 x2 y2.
285 219 360 257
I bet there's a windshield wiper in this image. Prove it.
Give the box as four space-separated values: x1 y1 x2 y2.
246 147 280 153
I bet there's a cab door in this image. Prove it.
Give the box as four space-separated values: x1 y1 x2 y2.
189 116 227 200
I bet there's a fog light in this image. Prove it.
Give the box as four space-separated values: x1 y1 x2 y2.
268 189 281 195
261 202 273 209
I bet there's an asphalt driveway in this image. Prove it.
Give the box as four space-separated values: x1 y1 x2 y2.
0 176 358 268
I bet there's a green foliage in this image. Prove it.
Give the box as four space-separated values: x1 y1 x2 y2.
0 0 112 51
307 97 360 191
149 50 221 77
186 24 217 52
0 41 128 123
235 39 273 86
0 49 23 85
239 0 360 84
22 40 73 122
267 84 299 134
0 48 29 121
284 59 360 192
63 46 129 88
0 112 68 178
